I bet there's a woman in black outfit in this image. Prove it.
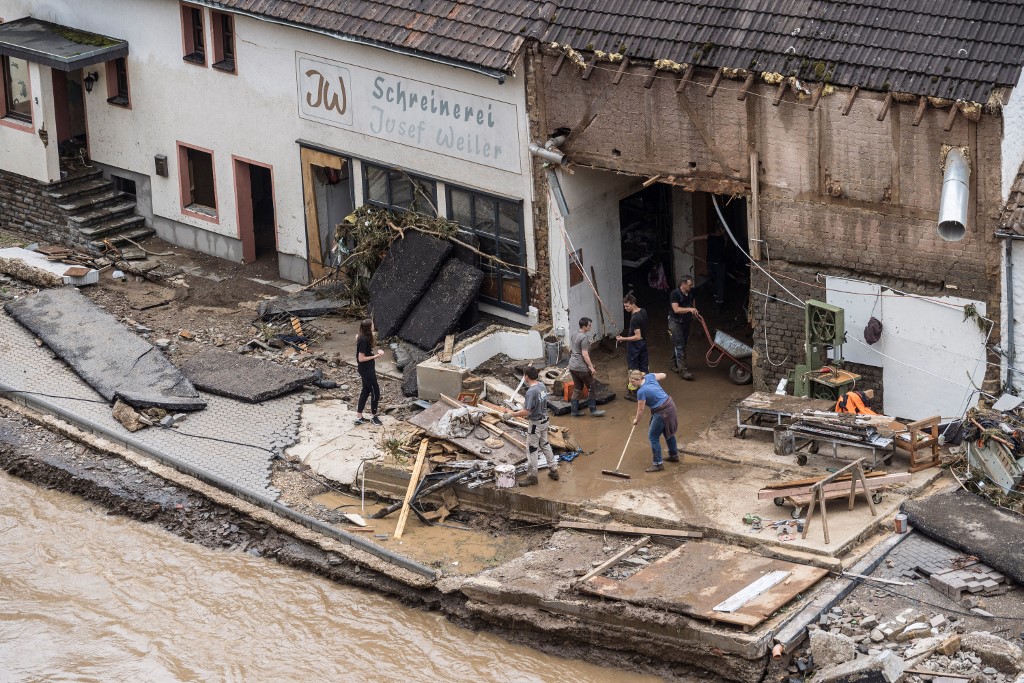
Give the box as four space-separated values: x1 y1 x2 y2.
354 318 385 426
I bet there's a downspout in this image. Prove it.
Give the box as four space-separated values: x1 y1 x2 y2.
938 146 971 241
1006 237 1016 391
530 133 570 216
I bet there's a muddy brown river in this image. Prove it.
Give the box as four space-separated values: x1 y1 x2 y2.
0 471 657 682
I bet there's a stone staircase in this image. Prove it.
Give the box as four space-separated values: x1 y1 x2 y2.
44 169 154 252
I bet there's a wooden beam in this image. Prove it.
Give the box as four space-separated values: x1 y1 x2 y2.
738 72 755 100
842 86 859 116
943 104 958 131
808 82 825 111
748 150 762 260
612 56 629 85
675 64 693 93
642 174 662 188
913 96 928 126
394 439 429 540
440 334 455 363
557 521 703 538
643 64 659 89
706 67 723 97
576 536 651 585
550 52 566 77
581 55 597 80
772 79 788 106
876 92 893 122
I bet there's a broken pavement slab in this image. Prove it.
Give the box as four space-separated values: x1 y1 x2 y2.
285 400 393 485
397 257 484 350
0 247 98 288
368 231 452 338
4 288 205 411
177 347 317 403
905 487 1024 585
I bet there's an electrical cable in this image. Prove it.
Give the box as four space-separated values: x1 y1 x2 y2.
1 389 108 404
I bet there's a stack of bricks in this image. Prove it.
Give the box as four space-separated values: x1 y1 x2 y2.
929 562 1007 601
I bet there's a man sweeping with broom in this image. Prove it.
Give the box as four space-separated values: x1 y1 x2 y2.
629 370 680 473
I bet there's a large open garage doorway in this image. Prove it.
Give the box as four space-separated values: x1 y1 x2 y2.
617 184 752 377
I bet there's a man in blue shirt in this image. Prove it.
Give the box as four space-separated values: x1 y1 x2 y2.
629 370 679 472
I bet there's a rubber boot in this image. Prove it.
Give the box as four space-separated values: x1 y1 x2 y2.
677 356 695 381
625 388 637 402
570 399 584 417
588 398 606 417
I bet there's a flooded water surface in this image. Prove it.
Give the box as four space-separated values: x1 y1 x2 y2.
0 472 656 683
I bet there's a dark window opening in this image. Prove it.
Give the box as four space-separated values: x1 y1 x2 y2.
185 147 216 211
2 56 31 123
363 163 436 216
113 175 136 197
106 57 130 106
212 12 235 72
447 186 527 312
182 5 206 64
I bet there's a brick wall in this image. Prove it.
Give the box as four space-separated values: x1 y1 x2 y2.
0 168 88 249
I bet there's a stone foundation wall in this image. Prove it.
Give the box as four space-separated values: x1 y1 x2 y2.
0 168 88 249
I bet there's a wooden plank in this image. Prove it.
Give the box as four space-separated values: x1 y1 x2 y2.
550 52 566 77
300 148 345 280
737 72 755 100
439 334 455 362
763 470 890 489
394 439 428 540
842 86 859 116
913 96 928 126
581 55 597 80
943 104 958 131
747 150 761 260
877 92 894 122
757 473 911 500
558 520 703 538
577 536 650 584
642 65 658 89
612 56 630 85
706 67 723 97
714 570 790 612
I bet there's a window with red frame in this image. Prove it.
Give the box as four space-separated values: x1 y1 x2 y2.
105 57 130 107
1 55 31 122
181 4 205 65
211 11 236 73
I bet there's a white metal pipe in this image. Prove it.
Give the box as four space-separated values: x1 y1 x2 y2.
529 142 565 165
938 148 970 242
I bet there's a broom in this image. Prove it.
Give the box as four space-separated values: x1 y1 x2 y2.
602 421 637 479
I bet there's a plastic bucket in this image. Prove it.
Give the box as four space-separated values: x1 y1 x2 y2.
494 464 516 489
713 330 753 360
773 425 796 456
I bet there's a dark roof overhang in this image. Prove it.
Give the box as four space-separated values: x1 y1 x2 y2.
0 17 128 71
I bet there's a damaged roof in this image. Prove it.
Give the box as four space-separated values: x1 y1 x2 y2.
200 0 548 75
542 0 1024 103
998 164 1024 236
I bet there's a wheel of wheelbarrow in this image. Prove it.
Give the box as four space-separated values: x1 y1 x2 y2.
872 491 883 504
734 426 747 439
728 364 753 385
774 497 786 507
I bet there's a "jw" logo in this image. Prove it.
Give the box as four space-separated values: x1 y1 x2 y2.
305 69 347 114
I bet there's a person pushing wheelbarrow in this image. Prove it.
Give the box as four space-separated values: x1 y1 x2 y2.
629 370 680 473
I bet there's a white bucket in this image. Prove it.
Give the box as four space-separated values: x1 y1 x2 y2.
494 464 516 489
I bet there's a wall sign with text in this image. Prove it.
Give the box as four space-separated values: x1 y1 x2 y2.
296 53 522 174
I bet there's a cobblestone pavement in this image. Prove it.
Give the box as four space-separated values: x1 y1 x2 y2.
0 310 301 499
872 530 964 580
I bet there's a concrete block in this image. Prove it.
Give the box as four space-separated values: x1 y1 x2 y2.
896 622 932 642
929 614 947 629
859 615 878 629
939 634 961 656
415 357 467 401
960 631 1024 673
460 576 504 602
579 508 612 523
809 629 857 669
966 581 984 593
816 649 904 683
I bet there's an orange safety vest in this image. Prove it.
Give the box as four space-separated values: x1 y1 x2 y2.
834 390 878 415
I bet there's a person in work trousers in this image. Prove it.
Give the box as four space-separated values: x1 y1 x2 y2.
668 275 697 381
616 294 649 401
630 370 680 472
834 389 878 415
504 366 559 486
567 317 606 417
354 318 385 426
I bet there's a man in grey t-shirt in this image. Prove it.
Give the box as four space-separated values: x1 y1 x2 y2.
503 365 558 486
567 317 606 417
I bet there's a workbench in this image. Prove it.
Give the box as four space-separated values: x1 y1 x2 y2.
734 392 834 439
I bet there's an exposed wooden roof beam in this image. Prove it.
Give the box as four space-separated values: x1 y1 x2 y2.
808 82 825 111
738 72 755 100
581 55 597 80
551 52 566 77
643 64 658 89
706 67 723 97
876 92 893 122
943 105 958 131
612 56 630 85
842 86 859 116
676 64 693 93
913 96 927 126
772 79 788 106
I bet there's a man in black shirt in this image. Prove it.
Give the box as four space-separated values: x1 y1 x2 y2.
669 275 697 381
616 294 649 400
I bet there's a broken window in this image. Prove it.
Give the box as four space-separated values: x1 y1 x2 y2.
181 4 206 65
363 163 436 216
105 57 130 107
178 144 217 217
447 187 526 312
211 11 236 73
1 55 31 123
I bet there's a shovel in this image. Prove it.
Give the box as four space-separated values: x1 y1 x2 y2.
602 421 637 479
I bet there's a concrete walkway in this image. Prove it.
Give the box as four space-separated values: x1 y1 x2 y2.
0 310 301 498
